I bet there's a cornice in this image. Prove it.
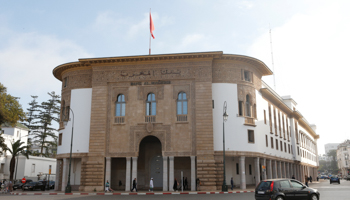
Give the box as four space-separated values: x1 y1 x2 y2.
219 54 273 76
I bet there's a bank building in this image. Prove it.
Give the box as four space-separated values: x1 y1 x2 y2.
53 51 319 192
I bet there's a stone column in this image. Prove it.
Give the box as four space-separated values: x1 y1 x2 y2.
61 158 68 192
105 157 111 188
191 156 196 191
254 157 260 186
273 160 278 179
54 159 61 191
268 159 272 179
240 156 246 190
286 163 289 178
132 157 138 186
283 162 286 178
169 156 174 191
262 158 267 180
125 157 131 191
163 156 168 191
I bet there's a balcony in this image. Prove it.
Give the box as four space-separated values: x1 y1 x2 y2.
177 115 187 122
244 117 256 127
145 116 156 123
114 116 125 124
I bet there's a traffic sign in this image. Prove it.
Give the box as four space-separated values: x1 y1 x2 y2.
22 177 26 184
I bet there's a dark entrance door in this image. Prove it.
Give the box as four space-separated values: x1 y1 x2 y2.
138 136 162 190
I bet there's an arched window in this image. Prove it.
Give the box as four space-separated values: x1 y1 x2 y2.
116 94 126 116
177 92 187 115
146 93 156 116
245 95 251 117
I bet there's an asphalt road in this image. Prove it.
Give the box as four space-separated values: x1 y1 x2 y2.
2 179 350 200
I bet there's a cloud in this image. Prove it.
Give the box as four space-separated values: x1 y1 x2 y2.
246 1 350 153
0 30 93 106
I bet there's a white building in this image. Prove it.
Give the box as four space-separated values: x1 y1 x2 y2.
0 123 56 181
337 140 350 177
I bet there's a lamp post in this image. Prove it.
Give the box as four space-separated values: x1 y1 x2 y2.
222 101 229 192
65 108 74 193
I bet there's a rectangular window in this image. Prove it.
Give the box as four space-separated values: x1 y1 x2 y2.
282 115 286 139
31 164 35 173
248 130 255 143
244 70 251 82
58 133 62 146
297 147 300 155
276 139 279 150
17 131 19 137
288 144 290 154
280 141 283 151
264 110 266 124
266 135 268 147
284 142 287 152
271 137 274 149
64 77 68 88
274 108 277 136
239 101 243 116
249 164 252 175
278 111 281 137
236 163 239 174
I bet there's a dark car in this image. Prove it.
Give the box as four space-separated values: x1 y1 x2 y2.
330 176 340 184
38 180 55 190
255 179 320 200
22 182 44 191
13 179 33 190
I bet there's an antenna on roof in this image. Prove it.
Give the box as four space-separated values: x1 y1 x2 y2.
269 24 276 91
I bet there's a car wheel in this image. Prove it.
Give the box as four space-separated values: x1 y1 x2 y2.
276 196 284 200
311 194 318 200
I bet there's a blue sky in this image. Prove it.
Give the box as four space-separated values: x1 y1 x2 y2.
1 0 349 154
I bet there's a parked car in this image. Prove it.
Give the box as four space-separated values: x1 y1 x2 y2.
13 179 33 190
38 180 55 190
255 179 320 200
346 176 350 181
22 182 44 191
330 176 340 184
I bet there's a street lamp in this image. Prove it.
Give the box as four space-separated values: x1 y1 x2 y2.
65 107 74 193
222 101 229 192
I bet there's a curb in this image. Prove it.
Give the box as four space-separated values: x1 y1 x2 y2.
10 191 255 195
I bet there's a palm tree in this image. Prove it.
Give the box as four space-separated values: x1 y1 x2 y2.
4 139 30 181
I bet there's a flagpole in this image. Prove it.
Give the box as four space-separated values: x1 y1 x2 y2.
149 8 151 55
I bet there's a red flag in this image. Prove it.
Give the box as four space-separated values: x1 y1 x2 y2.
150 12 155 39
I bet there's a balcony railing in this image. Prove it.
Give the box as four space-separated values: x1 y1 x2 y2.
145 116 156 123
177 115 187 122
115 116 125 124
244 117 256 126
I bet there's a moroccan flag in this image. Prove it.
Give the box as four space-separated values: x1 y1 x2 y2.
150 12 155 39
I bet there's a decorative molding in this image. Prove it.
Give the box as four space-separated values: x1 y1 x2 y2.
173 85 191 99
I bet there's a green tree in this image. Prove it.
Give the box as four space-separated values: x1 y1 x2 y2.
0 131 7 155
23 95 40 133
0 83 25 127
32 92 60 156
4 139 30 181
327 150 339 174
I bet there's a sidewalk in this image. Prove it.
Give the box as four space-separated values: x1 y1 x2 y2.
10 186 256 196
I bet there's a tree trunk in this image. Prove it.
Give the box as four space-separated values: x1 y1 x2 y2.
9 156 16 181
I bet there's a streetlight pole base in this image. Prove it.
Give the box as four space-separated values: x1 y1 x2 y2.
222 184 228 192
65 185 71 193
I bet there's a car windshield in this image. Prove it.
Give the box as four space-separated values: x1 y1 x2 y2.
257 181 272 190
28 182 36 186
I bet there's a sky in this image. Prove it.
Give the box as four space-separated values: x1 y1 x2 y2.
1 0 349 155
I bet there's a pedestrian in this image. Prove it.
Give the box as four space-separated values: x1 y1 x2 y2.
309 176 312 183
292 175 295 179
184 177 188 190
317 176 319 182
304 175 309 187
42 179 47 191
105 180 110 192
173 178 178 191
196 178 200 191
230 177 234 190
149 178 154 192
131 178 137 192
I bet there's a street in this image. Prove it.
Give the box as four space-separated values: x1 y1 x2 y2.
3 179 350 200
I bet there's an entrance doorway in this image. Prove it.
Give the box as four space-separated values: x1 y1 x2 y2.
138 136 162 190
